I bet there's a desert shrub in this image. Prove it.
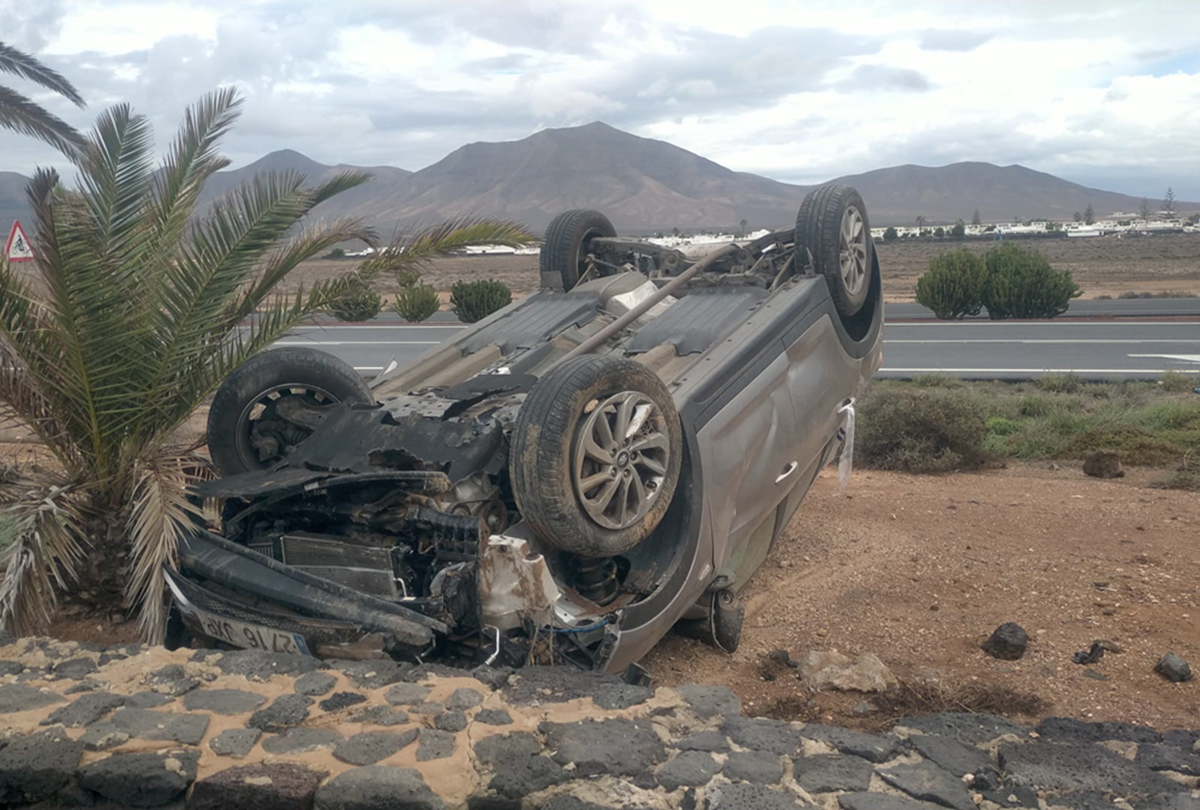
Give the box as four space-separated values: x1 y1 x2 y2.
1036 373 1083 394
325 278 383 322
986 416 1021 436
1160 370 1195 393
882 226 898 241
451 279 512 323
1151 454 1200 491
393 283 440 323
911 374 964 389
982 242 1081 319
857 385 990 473
395 268 422 288
915 249 987 319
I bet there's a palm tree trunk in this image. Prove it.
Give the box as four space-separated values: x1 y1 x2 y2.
69 510 133 621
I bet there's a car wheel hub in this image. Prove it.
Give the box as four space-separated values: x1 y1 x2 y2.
839 205 868 296
573 391 670 531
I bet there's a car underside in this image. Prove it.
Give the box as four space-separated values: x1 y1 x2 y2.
168 185 884 677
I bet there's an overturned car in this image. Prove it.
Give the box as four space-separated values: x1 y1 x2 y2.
167 185 884 676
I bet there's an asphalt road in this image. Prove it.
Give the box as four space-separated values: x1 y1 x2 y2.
276 316 1200 383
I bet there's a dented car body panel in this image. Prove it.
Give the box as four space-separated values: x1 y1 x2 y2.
172 201 883 674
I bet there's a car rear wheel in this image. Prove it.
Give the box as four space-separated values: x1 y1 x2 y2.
795 185 874 318
540 209 617 291
206 347 373 476
509 355 682 558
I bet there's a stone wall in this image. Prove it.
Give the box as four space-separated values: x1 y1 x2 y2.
0 636 1197 809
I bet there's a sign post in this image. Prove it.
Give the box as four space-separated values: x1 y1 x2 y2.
5 221 34 263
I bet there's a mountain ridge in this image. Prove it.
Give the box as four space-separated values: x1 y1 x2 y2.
2 124 1195 235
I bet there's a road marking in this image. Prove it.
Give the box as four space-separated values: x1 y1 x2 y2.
275 340 441 346
289 324 464 330
882 367 1199 374
885 321 1199 327
886 339 1200 344
1127 354 1200 363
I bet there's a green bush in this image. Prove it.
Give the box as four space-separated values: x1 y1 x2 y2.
986 416 1021 436
882 226 898 241
1036 373 1083 394
856 385 991 473
450 279 512 324
325 278 383 322
1160 370 1195 393
393 283 440 323
915 248 987 319
982 243 1081 319
395 268 422 288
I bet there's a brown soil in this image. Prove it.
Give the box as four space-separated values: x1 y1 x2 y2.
643 463 1200 730
279 233 1200 306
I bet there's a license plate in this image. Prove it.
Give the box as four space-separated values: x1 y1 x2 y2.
180 602 311 656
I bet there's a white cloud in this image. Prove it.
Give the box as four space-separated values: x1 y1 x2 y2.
0 0 1197 200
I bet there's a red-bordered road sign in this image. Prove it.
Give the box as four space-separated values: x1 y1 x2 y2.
6 220 34 262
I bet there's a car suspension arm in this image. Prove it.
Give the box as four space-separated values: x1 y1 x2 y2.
558 229 789 363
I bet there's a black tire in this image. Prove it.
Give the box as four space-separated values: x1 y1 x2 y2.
206 347 373 476
795 185 875 318
540 210 617 291
509 355 682 558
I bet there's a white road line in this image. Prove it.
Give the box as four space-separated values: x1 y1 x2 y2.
886 339 1200 344
882 367 1199 374
289 324 464 330
1127 353 1200 363
885 321 1199 327
275 340 441 346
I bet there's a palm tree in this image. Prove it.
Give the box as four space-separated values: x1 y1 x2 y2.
914 215 925 235
0 41 86 157
0 88 533 641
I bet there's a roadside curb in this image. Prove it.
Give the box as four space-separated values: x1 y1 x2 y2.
0 637 1195 808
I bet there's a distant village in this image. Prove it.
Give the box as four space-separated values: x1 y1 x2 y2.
334 210 1199 258
874 212 1199 241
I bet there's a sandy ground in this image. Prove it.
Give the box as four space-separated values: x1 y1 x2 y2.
278 233 1200 307
644 463 1200 730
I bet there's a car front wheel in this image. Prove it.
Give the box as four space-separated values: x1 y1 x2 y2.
206 347 373 476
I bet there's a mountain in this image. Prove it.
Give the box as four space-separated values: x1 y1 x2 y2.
827 162 1165 226
1 127 1195 237
0 172 31 233
350 122 809 233
194 148 414 229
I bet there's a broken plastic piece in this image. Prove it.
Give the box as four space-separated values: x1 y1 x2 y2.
837 398 856 494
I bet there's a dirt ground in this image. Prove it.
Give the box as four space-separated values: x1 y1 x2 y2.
281 233 1200 306
644 463 1200 730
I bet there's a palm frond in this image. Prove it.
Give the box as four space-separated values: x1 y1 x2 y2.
0 85 85 157
359 217 534 280
0 474 87 636
0 41 85 105
225 216 375 324
147 88 243 263
135 173 370 434
124 452 210 642
78 102 156 259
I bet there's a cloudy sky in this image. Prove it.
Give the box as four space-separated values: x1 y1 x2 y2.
5 0 1200 200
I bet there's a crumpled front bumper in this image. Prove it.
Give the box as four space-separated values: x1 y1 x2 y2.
168 530 448 658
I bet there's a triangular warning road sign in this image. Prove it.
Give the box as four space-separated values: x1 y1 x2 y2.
6 220 34 263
